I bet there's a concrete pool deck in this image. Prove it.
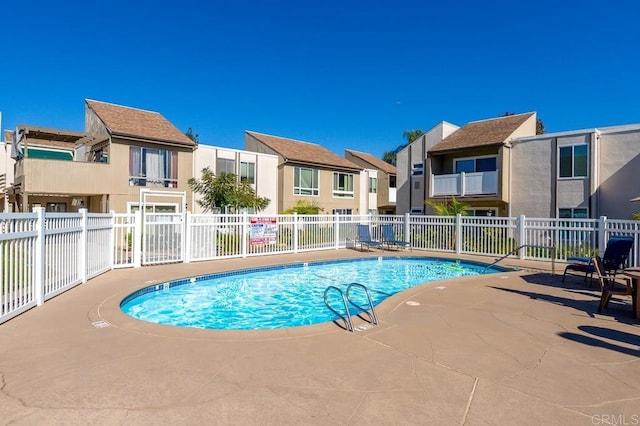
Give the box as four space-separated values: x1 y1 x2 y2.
0 250 639 425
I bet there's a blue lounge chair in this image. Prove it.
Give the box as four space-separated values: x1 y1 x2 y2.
380 224 410 251
562 236 634 283
356 224 382 251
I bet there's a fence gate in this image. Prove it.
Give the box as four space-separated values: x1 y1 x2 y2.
140 189 186 265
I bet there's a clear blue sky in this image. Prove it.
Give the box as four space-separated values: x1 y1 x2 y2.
2 1 639 158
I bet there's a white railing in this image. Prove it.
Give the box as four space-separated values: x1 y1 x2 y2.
3 210 640 325
432 171 498 196
1 209 114 325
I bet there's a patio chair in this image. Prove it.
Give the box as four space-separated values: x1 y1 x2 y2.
380 224 410 251
592 255 634 313
562 236 634 284
356 224 382 252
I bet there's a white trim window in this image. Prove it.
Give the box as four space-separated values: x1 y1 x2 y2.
454 155 497 173
240 161 255 184
129 147 178 188
333 172 354 198
216 157 235 174
127 202 178 214
412 163 424 176
558 144 588 178
293 167 319 196
369 177 377 193
558 207 588 219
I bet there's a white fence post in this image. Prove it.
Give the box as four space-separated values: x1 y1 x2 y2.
455 214 462 254
133 210 142 268
519 215 526 260
34 207 46 306
293 213 299 253
404 213 410 245
109 210 116 270
79 208 88 283
598 216 608 255
241 213 248 257
184 211 191 263
334 213 340 250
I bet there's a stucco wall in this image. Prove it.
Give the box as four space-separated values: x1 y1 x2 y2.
509 137 555 217
598 130 640 219
192 144 278 214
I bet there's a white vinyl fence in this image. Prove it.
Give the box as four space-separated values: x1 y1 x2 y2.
2 210 640 325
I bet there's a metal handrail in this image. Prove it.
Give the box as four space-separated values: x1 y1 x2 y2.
323 286 354 332
346 282 379 326
483 244 557 274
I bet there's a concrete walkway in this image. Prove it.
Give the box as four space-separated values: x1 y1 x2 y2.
1 250 639 425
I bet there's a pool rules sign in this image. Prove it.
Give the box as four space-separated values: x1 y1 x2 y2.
250 217 277 245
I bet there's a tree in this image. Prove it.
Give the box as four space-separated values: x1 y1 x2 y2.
382 129 425 166
185 127 200 146
425 196 470 216
188 167 270 213
633 212 640 221
283 200 324 214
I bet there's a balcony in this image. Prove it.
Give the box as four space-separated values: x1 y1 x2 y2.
431 171 498 197
16 158 112 194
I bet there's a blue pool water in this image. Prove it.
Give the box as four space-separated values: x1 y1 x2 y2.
121 257 500 330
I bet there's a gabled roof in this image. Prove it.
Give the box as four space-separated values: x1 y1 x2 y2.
429 112 535 154
246 131 361 171
85 99 194 147
345 149 396 174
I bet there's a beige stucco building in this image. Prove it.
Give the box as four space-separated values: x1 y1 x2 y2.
245 131 363 214
345 149 398 215
4 100 195 213
192 144 278 214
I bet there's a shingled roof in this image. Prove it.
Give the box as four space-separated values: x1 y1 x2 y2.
345 149 397 174
429 113 535 154
85 99 194 147
246 131 361 171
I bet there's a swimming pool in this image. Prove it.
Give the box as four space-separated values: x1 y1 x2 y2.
121 257 501 330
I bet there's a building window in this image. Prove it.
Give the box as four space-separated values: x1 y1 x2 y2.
333 172 354 198
128 202 178 214
332 208 353 215
467 208 498 217
454 156 497 173
559 145 588 178
129 147 178 188
293 167 319 196
389 175 396 188
216 158 235 174
46 202 67 212
369 177 377 193
410 207 424 215
240 161 255 184
412 163 424 176
559 208 588 219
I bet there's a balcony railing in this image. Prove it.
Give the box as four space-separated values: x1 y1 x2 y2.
388 187 396 203
431 171 498 196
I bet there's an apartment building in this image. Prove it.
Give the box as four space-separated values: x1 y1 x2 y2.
511 123 640 219
345 149 398 215
2 100 196 213
397 112 640 219
192 144 278 214
244 131 363 214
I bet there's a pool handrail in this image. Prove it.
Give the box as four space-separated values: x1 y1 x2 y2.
346 282 379 326
323 286 354 332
